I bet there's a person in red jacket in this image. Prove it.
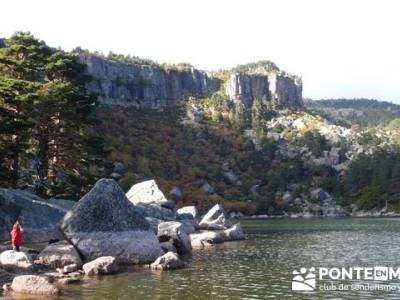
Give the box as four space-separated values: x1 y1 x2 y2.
10 221 23 251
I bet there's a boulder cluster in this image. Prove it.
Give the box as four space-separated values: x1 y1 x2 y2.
0 178 244 296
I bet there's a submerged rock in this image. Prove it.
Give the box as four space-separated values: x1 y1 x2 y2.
150 252 184 270
10 275 59 295
83 256 119 276
60 179 162 264
199 204 232 230
35 241 82 269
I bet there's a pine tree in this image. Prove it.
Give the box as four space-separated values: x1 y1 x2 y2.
0 32 107 197
0 32 48 185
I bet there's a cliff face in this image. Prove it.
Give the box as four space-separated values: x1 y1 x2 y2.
225 74 271 108
81 55 220 107
81 55 302 109
225 72 303 109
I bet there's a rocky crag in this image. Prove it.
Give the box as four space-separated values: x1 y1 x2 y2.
80 54 303 109
80 54 220 107
224 66 302 109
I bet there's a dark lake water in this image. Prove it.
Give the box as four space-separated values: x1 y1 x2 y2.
31 218 400 299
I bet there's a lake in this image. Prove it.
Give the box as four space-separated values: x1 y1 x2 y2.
42 218 400 299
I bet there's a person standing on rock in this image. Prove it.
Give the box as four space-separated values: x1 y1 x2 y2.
10 221 23 251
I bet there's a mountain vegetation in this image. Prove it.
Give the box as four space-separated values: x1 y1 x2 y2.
1 32 400 215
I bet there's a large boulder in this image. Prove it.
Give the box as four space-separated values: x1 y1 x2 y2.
10 275 59 295
198 204 232 230
189 231 225 248
150 252 184 270
82 256 119 276
0 189 69 242
126 180 168 205
60 179 162 264
157 222 192 254
0 250 33 273
35 241 82 269
223 224 245 241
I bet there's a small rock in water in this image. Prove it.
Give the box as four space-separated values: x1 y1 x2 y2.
11 275 59 295
150 252 184 270
199 204 232 230
224 224 245 241
83 256 119 276
189 231 225 248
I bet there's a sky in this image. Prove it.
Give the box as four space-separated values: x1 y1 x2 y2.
1 0 400 103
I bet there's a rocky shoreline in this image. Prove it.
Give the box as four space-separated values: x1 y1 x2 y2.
0 179 244 297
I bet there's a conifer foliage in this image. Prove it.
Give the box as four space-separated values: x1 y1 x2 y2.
0 32 106 197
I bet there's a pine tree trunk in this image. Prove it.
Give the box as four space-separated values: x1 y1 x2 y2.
10 135 20 187
35 130 49 197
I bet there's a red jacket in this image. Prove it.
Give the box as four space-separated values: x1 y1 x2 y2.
11 228 22 247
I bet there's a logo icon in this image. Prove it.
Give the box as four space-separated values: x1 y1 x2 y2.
292 267 316 291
